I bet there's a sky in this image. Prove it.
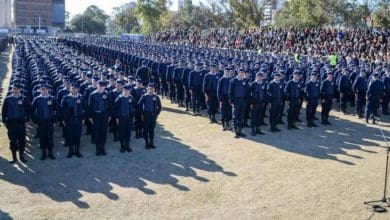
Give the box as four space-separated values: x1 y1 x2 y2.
65 0 207 18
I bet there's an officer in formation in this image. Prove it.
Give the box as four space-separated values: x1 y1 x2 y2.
2 83 29 163
2 37 168 163
60 35 386 137
2 36 389 164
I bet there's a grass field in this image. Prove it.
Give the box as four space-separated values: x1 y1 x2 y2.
0 47 389 219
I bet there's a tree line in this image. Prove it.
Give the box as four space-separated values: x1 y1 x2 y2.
65 0 390 35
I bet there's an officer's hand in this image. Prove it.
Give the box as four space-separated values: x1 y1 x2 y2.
116 119 119 124
108 117 111 123
205 94 209 102
89 118 94 124
82 120 85 125
62 121 66 127
189 89 193 95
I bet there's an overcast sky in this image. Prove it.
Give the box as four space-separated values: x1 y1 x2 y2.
65 0 207 17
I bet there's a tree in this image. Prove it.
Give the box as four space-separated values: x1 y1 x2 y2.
70 5 109 34
229 0 263 28
112 6 140 34
275 0 328 28
135 0 168 34
373 0 390 28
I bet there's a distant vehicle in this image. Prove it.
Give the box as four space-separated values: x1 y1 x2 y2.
121 33 144 41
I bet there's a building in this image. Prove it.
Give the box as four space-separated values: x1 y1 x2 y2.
262 0 286 25
52 0 65 28
14 0 53 29
0 0 12 29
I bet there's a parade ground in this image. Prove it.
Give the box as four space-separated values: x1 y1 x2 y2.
0 47 389 220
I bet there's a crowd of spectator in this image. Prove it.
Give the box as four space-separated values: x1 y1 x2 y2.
153 28 389 63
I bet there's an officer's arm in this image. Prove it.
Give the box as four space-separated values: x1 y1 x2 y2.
24 97 31 122
228 79 235 104
284 82 290 100
156 97 162 116
217 79 222 102
31 98 38 124
113 97 120 118
1 98 8 124
202 75 208 94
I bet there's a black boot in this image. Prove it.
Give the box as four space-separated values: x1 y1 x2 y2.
75 145 82 158
256 127 265 135
239 128 247 137
9 150 17 164
251 128 256 136
145 139 151 149
150 138 156 148
48 149 56 160
67 145 74 158
101 146 107 155
234 127 240 138
19 149 27 163
120 142 125 153
40 148 47 160
125 141 132 152
222 120 226 131
96 144 102 156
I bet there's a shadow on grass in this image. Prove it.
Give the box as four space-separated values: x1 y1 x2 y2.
0 123 236 209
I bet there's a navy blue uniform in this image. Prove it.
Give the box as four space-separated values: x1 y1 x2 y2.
132 86 147 138
229 77 250 136
2 94 30 162
382 75 390 114
189 70 203 114
284 80 301 128
61 94 84 157
320 79 335 124
267 80 283 131
114 95 136 152
365 78 384 123
338 74 352 113
203 73 219 121
217 76 232 129
136 66 149 86
352 76 368 117
31 95 58 160
173 67 185 107
88 91 111 155
305 80 320 126
138 93 162 148
250 81 267 134
182 68 192 110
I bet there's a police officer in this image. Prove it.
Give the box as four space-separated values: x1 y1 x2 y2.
267 73 283 132
88 80 111 156
382 70 390 115
136 61 150 86
250 72 267 135
365 72 384 124
305 73 320 127
31 84 58 160
320 72 335 125
217 66 233 131
109 80 123 142
284 71 301 129
229 68 250 138
61 83 84 158
352 71 368 118
203 63 220 123
114 85 136 153
132 79 147 139
189 62 203 115
338 69 352 114
2 83 29 163
138 83 162 149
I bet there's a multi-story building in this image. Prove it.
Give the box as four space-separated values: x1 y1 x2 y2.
0 0 12 29
52 0 65 28
14 0 53 29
